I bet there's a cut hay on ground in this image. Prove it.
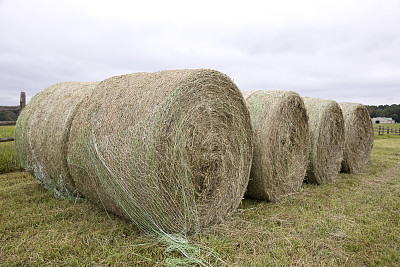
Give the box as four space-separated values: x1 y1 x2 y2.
16 69 253 239
303 97 345 184
243 90 310 201
15 82 98 198
339 102 374 173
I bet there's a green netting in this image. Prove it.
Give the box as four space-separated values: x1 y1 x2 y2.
243 90 310 201
303 97 345 184
15 81 98 199
15 69 253 265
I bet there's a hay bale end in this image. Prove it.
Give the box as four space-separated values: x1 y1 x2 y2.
303 97 345 184
244 90 310 201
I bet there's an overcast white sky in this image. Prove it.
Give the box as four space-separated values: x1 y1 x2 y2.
1 0 399 106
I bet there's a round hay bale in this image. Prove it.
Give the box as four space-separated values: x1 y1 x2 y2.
243 90 310 201
67 69 253 234
339 102 374 173
15 82 98 198
303 97 345 184
241 90 256 99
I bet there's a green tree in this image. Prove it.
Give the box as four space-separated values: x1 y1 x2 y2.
0 110 19 121
365 104 400 122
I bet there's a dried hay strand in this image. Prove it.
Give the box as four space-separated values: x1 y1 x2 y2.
15 82 98 198
303 97 345 184
241 90 256 99
67 69 253 235
243 90 310 201
339 102 374 173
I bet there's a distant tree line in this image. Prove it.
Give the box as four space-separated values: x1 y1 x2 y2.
0 110 20 121
365 104 400 123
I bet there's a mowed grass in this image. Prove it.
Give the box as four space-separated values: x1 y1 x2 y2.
0 125 22 173
1 136 400 266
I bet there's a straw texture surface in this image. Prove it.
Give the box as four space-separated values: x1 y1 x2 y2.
243 90 310 201
303 97 345 184
15 69 253 264
66 69 253 234
15 82 98 198
339 102 374 173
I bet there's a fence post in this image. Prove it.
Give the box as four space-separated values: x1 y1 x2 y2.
20 92 26 110
0 137 15 142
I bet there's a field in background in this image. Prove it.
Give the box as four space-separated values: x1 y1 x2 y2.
373 122 400 129
0 126 22 173
373 123 400 136
0 127 399 265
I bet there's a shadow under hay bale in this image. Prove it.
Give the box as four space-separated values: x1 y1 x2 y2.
303 97 345 184
15 82 99 198
243 90 310 201
339 102 374 174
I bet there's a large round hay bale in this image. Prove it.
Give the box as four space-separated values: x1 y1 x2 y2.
67 69 253 234
303 97 345 184
339 102 374 173
243 90 310 201
15 82 98 198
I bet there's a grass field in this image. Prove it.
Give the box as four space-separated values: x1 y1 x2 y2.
373 122 400 130
373 123 400 136
373 122 400 128
0 125 22 173
1 127 400 266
